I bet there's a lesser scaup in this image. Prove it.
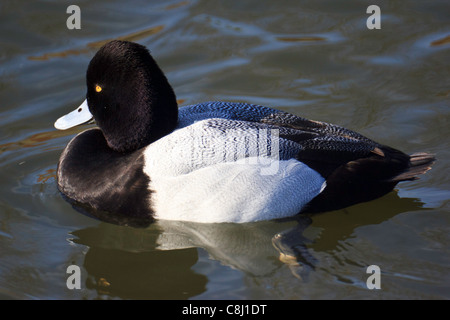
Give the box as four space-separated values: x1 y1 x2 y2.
54 40 435 223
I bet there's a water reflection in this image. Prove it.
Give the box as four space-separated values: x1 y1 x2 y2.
67 189 429 299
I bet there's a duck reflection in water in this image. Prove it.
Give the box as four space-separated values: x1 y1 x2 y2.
69 189 426 290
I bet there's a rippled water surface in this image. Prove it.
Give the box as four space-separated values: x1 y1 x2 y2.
1 0 449 299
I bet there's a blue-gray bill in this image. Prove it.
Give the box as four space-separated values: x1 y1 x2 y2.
54 99 94 130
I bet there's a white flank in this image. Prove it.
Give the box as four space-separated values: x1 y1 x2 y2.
143 119 325 223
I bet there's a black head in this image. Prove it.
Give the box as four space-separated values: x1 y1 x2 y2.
86 40 178 153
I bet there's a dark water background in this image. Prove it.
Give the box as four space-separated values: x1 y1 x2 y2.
0 0 449 299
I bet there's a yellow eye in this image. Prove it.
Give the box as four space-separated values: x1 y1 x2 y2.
95 85 102 93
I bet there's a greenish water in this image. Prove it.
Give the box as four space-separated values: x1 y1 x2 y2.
0 0 449 299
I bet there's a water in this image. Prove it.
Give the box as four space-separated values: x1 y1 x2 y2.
0 0 449 300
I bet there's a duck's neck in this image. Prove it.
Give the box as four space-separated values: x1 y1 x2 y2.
102 97 179 154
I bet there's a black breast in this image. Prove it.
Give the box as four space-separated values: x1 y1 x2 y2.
57 129 153 219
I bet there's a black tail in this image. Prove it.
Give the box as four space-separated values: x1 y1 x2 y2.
304 148 435 213
390 152 435 182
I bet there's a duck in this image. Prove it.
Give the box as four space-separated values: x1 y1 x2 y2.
54 40 435 223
